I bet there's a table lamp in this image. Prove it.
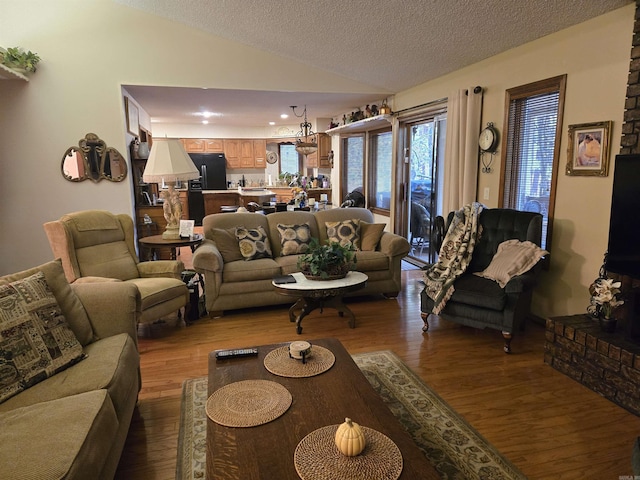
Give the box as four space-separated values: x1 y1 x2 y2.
142 138 199 239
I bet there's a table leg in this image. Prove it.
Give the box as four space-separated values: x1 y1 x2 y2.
291 295 356 334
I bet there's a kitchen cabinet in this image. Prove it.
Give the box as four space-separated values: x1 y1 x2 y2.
253 139 266 168
239 140 254 167
183 138 224 153
305 133 332 168
223 140 241 168
223 139 267 169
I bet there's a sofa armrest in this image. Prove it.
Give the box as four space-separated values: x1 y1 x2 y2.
192 239 224 273
137 260 184 279
378 232 411 258
71 281 140 347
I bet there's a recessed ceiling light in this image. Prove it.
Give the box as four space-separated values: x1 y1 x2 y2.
202 120 209 125
280 114 289 119
194 111 222 118
269 121 275 126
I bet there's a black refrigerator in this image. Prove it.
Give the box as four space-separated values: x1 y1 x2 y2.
188 153 227 225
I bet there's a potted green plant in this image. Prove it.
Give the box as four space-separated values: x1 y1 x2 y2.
0 47 41 74
297 238 357 280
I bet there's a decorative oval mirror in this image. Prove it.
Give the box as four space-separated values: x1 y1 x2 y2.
61 133 127 182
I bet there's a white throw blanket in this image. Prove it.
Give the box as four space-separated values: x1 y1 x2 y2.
424 202 484 314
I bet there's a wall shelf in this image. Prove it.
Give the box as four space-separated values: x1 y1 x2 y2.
325 114 392 135
0 63 29 81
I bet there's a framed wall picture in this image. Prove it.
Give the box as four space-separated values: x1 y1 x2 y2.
566 121 612 176
125 97 139 136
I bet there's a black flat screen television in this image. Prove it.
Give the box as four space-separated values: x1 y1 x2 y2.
605 154 640 278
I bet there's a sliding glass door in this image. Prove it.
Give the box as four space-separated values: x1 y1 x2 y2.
399 113 446 265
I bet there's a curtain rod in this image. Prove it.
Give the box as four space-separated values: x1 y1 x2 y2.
394 86 482 115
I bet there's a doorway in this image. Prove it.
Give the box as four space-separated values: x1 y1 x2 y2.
398 113 446 266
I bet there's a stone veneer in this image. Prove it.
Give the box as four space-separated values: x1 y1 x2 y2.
622 1 640 154
545 315 640 416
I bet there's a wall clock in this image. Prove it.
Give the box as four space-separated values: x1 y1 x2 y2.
479 122 499 153
266 151 279 164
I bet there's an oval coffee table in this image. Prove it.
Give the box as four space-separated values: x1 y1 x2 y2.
272 271 368 334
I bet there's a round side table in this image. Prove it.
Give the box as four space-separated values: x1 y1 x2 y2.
138 234 203 261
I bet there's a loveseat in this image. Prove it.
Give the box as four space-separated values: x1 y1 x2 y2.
0 259 141 479
192 208 411 316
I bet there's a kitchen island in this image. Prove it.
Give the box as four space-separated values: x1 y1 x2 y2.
203 189 275 214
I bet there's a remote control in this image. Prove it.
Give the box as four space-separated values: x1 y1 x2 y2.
215 348 258 360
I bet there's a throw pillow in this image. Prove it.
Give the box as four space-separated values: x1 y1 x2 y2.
0 272 85 404
475 239 549 288
211 228 244 263
235 226 273 261
359 222 386 251
276 223 312 256
325 219 360 248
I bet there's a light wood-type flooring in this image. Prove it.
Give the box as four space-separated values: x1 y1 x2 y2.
115 258 640 479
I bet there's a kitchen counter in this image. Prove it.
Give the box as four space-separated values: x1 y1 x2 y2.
202 190 275 215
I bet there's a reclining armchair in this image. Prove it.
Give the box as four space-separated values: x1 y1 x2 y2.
420 208 544 353
44 210 189 329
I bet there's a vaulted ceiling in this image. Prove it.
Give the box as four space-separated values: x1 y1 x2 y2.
117 0 632 127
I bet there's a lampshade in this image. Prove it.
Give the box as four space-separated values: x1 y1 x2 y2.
142 138 199 184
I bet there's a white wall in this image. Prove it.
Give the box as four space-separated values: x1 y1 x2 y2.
0 0 634 321
0 0 382 275
393 5 634 318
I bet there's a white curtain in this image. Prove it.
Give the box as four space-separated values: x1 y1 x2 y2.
443 88 483 214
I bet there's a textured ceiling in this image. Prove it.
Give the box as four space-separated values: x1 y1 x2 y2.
116 0 632 127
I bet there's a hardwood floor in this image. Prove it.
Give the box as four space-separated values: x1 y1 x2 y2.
116 266 640 479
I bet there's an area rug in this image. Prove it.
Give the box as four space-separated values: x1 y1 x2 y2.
176 351 527 480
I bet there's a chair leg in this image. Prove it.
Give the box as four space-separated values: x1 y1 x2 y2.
421 312 430 332
502 331 512 354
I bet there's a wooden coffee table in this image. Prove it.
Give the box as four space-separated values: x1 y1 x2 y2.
206 338 439 480
273 272 368 334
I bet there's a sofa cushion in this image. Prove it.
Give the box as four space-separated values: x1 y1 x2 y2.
0 389 117 480
277 223 312 256
0 332 139 415
326 219 360 247
449 274 507 311
128 276 188 310
211 227 244 263
475 239 548 288
352 251 390 272
236 226 273 260
0 272 86 404
222 259 282 283
0 259 94 346
359 222 386 251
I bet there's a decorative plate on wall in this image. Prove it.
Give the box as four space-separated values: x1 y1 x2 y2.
266 151 279 164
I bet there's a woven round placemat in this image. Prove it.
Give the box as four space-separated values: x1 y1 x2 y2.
294 425 403 480
205 380 292 427
263 345 335 378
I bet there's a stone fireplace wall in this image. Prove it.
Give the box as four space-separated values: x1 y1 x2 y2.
545 315 640 416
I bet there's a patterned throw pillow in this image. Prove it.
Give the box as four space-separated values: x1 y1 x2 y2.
325 219 360 248
235 226 273 261
277 223 312 256
359 222 386 251
0 272 85 404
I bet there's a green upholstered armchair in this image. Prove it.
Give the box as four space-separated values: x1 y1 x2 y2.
44 210 189 328
420 208 544 353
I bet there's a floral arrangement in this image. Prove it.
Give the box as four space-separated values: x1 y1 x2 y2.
297 238 357 280
291 185 307 206
587 277 624 319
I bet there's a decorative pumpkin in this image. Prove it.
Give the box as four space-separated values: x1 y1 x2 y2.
334 417 366 456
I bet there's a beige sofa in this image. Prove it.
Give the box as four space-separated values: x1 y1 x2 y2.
0 259 140 480
192 208 411 316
